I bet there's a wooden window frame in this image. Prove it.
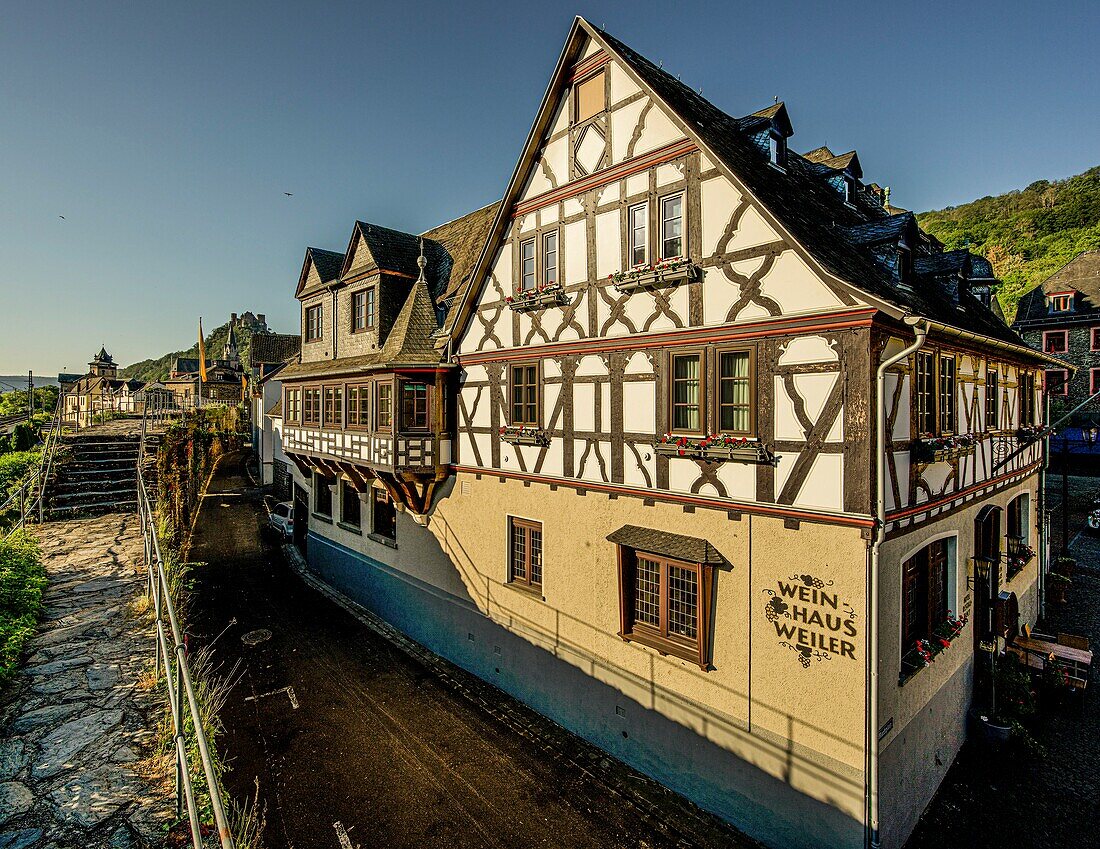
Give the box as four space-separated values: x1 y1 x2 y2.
714 347 756 437
322 384 343 429
340 480 361 528
1092 368 1100 397
1091 327 1100 352
901 538 949 652
768 131 787 170
375 380 394 432
313 473 333 518
938 354 957 436
1019 372 1036 427
914 351 936 436
399 379 430 433
985 369 999 431
508 517 543 593
508 361 541 427
541 230 558 287
668 349 706 436
628 202 648 267
658 191 685 260
350 287 375 333
1044 369 1069 397
284 387 302 425
616 545 713 669
1042 329 1068 354
520 238 536 292
305 304 323 342
573 68 606 125
346 383 372 430
302 386 321 426
371 489 396 541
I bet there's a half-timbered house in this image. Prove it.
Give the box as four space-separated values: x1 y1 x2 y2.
273 19 1065 849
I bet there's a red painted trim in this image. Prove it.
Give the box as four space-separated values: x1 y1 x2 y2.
1046 290 1075 297
451 464 875 529
568 52 610 82
512 139 697 218
886 460 1041 522
458 308 877 365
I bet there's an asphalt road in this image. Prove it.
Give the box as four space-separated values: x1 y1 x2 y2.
185 454 741 849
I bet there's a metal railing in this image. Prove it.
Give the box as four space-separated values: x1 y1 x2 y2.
136 412 234 849
1 396 64 539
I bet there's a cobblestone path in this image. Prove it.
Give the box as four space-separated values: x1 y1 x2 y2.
0 515 172 849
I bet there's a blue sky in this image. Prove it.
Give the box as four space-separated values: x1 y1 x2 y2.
2 0 1098 375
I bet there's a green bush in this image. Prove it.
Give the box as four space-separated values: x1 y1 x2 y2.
0 531 46 683
0 451 41 497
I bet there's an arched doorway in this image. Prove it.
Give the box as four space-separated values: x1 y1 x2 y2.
973 505 1002 651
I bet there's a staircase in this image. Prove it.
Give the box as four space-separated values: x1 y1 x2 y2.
47 432 158 519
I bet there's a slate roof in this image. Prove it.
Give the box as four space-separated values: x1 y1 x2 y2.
589 23 1028 350
250 332 301 365
1013 252 1100 325
606 525 728 566
309 248 344 284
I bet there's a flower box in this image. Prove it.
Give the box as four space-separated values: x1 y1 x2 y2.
499 426 551 448
610 258 699 293
506 283 569 311
910 434 976 464
899 613 968 684
1005 538 1035 579
654 434 775 465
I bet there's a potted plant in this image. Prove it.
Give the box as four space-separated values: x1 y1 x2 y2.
973 653 1037 747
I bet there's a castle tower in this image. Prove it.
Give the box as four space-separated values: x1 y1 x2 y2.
88 346 118 378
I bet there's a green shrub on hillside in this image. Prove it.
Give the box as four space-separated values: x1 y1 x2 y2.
0 451 41 497
918 166 1100 323
0 531 46 683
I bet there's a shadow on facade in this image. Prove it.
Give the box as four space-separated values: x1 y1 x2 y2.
305 513 866 849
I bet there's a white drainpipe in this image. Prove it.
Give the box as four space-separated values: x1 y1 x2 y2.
869 315 927 849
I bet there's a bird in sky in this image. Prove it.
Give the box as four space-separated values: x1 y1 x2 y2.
58 215 65 220
284 192 293 197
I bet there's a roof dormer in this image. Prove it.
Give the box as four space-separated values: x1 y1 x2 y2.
1047 291 1075 314
738 102 793 170
804 147 863 205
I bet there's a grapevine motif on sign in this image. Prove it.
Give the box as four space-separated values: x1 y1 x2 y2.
762 572 859 668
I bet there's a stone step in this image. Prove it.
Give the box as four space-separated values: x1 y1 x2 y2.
51 480 137 498
49 489 138 508
47 500 138 519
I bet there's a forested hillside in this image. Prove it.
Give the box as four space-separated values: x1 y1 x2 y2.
917 166 1100 323
121 321 256 382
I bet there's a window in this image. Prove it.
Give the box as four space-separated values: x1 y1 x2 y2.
509 363 539 426
617 546 712 667
843 175 856 206
938 356 956 434
1092 369 1100 396
897 241 912 282
985 369 999 431
915 352 936 435
340 481 361 528
629 203 647 266
401 382 429 431
375 382 393 430
1019 372 1036 427
305 304 323 341
670 352 703 433
347 384 370 428
372 489 396 541
284 388 301 424
574 70 605 123
508 518 542 591
902 538 950 652
718 350 752 434
1007 494 1028 546
1044 369 1069 396
323 385 343 428
1043 330 1068 354
768 132 787 169
542 231 558 286
313 474 333 517
520 239 536 292
1092 327 1100 351
351 288 375 332
1048 293 1073 313
659 193 684 259
303 387 321 425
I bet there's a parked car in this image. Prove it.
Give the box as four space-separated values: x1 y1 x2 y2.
268 501 294 541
